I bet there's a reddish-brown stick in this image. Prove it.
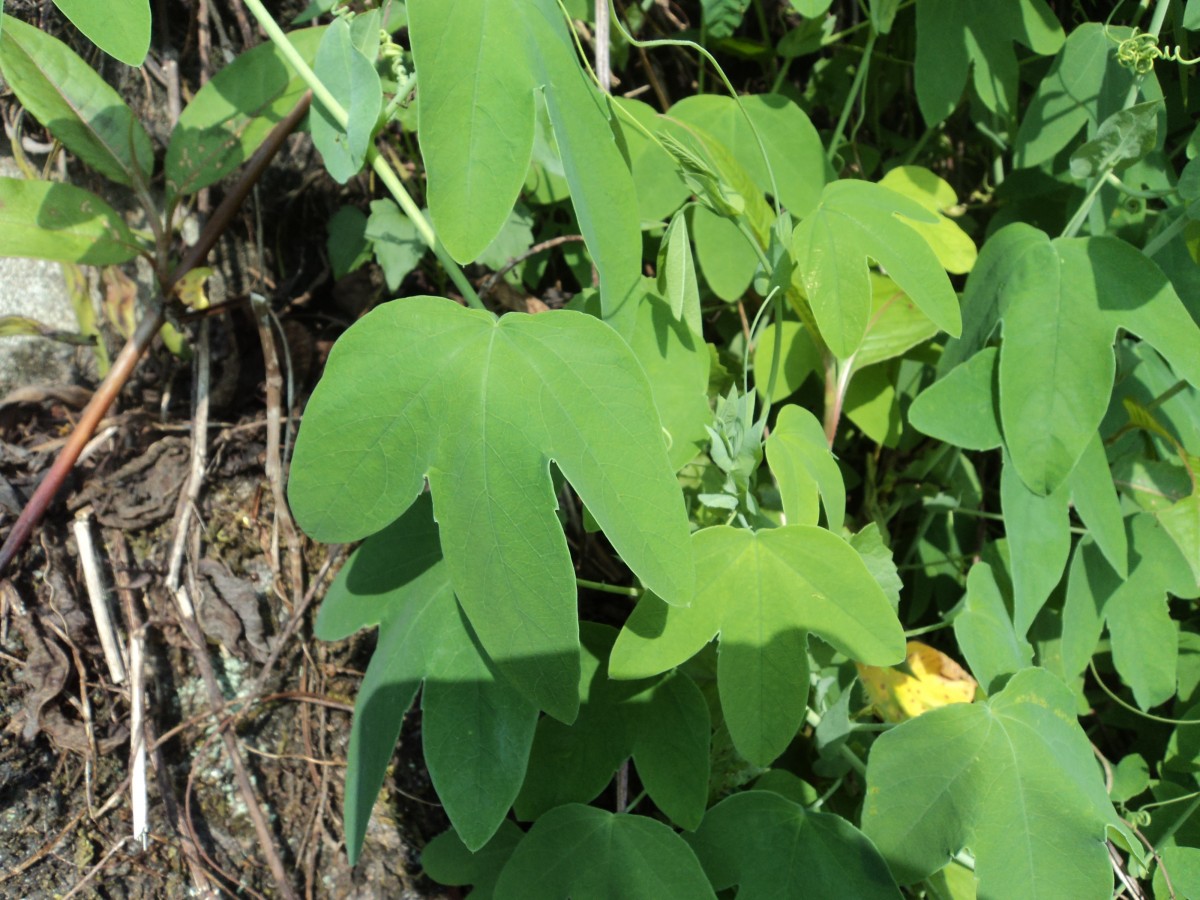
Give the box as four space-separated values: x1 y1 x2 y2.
0 91 313 575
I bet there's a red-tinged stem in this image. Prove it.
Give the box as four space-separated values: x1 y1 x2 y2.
0 92 313 575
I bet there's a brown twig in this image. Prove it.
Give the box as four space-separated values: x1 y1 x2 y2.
479 234 586 299
0 91 313 576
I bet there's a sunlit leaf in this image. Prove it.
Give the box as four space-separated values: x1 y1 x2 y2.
0 177 137 265
51 0 149 65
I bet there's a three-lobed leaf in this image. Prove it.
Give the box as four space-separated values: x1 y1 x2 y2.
289 297 694 722
863 668 1137 896
610 525 904 765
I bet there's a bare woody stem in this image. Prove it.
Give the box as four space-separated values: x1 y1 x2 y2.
0 92 314 575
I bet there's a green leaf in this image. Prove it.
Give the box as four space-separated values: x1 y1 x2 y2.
877 167 977 274
844 363 902 448
1014 24 1142 170
862 668 1135 895
475 203 535 272
0 177 137 265
908 347 1002 451
1106 515 1198 709
626 288 711 471
0 14 153 186
765 404 844 530
789 0 833 16
310 18 382 183
1160 493 1200 588
611 98 690 223
1188 0 1200 29
326 205 371 280
790 180 961 359
610 525 904 765
47 0 148 66
953 224 1200 496
409 0 641 325
1154 847 1200 899
855 274 941 370
314 497 537 859
701 0 750 39
423 822 524 899
668 93 827 219
657 211 701 331
1061 535 1120 683
515 626 710 831
166 27 325 196
954 562 1032 695
850 524 903 610
1001 452 1070 635
692 204 758 301
913 0 1063 126
1066 434 1127 578
289 297 694 721
50 0 149 65
365 199 426 291
494 805 717 899
752 320 819 403
1069 101 1161 180
686 791 901 899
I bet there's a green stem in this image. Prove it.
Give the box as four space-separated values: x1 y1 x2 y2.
576 578 642 597
805 708 866 775
1143 210 1191 257
1061 171 1109 239
904 619 956 638
827 29 877 168
239 0 483 310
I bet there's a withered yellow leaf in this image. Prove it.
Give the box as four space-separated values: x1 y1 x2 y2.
856 640 977 723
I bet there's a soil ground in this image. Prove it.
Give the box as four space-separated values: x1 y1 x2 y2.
0 2 457 895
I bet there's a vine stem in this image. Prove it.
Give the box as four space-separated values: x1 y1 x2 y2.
827 28 877 167
239 0 484 310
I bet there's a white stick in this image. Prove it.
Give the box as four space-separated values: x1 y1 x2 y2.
129 620 148 848
73 510 126 684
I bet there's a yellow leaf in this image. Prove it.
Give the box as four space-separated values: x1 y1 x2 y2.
856 640 977 723
174 266 213 310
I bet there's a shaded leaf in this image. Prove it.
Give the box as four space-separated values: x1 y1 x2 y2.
752 320 820 403
686 791 900 899
765 404 844 529
0 177 137 265
423 822 524 900
1001 452 1070 635
494 805 716 899
1069 101 1161 180
908 347 1002 451
366 199 426 291
313 497 537 859
954 562 1033 696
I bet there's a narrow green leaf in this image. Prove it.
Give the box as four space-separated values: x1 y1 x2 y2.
1061 536 1120 682
908 347 1001 450
166 27 325 196
315 497 537 859
1068 101 1161 180
765 404 845 530
630 671 711 831
0 177 137 265
611 525 904 765
657 211 700 327
863 668 1135 895
310 17 382 183
50 0 149 66
954 562 1032 695
1001 453 1070 635
289 297 694 721
494 805 717 899
686 791 901 899
1067 434 1128 578
0 14 153 186
790 180 961 359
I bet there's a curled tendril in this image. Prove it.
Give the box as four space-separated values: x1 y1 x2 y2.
1110 26 1200 75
